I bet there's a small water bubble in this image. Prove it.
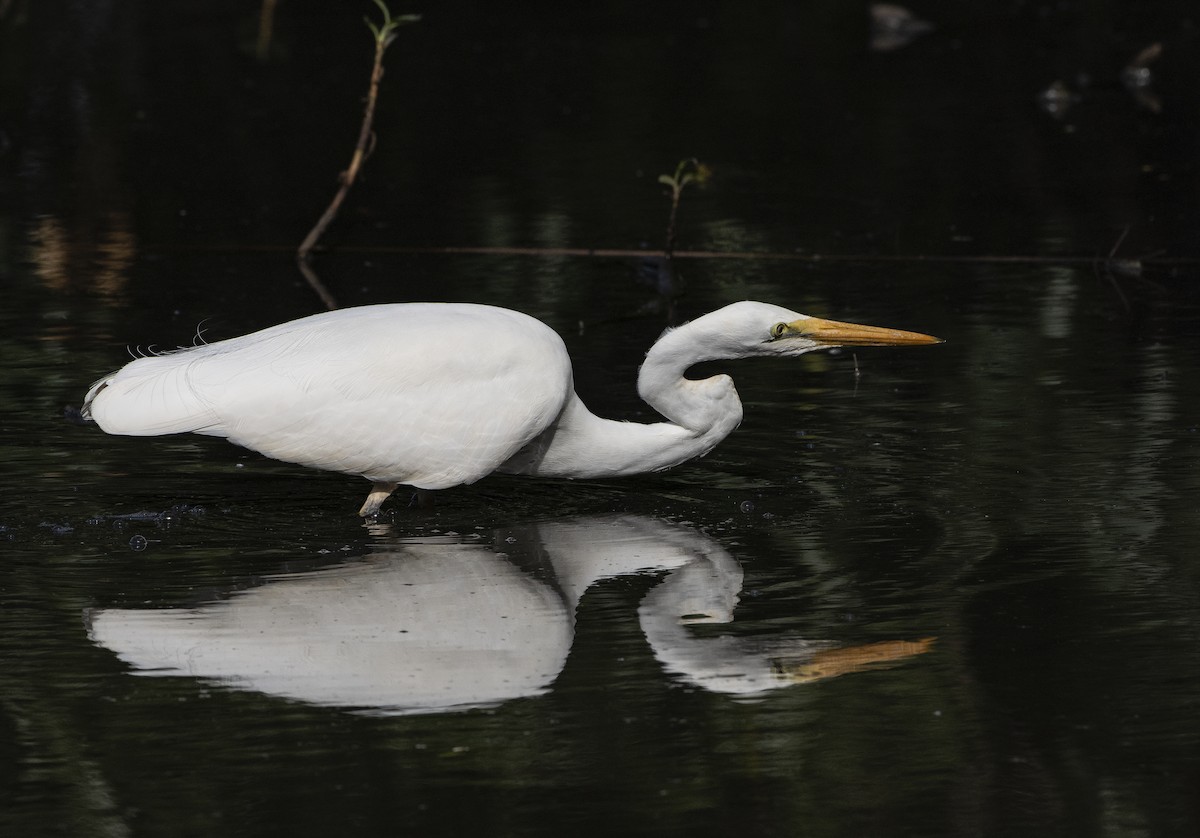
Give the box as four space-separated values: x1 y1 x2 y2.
129 534 148 552
739 500 755 514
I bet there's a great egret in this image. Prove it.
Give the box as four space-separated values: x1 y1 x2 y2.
82 301 941 515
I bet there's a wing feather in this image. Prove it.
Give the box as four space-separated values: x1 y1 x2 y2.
85 304 573 488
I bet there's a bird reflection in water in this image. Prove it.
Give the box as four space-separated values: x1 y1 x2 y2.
88 516 933 714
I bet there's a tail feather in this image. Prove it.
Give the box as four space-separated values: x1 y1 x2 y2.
79 376 111 422
81 354 223 437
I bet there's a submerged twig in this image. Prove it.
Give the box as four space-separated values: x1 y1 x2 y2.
1095 225 1168 312
296 0 419 309
296 250 340 310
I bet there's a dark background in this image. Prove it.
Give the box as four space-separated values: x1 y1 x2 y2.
2 2 1200 836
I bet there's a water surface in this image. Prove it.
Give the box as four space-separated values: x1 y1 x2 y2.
2 2 1200 836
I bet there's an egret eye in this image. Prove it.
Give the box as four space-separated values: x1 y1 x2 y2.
770 322 789 340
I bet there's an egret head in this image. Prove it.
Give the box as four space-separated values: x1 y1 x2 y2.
763 311 943 355
682 301 943 360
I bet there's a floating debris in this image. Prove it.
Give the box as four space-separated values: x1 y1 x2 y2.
94 504 207 529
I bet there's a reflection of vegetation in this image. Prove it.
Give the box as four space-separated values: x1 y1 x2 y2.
26 213 136 298
255 0 278 62
295 0 419 310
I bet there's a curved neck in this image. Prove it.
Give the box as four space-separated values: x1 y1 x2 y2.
637 321 742 432
502 320 744 480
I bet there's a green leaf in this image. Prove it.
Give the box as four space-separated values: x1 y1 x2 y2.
371 0 392 25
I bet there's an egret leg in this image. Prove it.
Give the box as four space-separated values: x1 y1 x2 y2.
358 482 399 517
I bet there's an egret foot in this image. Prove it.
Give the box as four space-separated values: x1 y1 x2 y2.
358 482 399 517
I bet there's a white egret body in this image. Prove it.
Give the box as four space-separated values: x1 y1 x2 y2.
82 301 940 514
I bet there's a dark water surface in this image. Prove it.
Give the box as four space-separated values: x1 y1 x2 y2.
3 2 1200 836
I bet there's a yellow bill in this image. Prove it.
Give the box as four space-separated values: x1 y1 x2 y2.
790 316 943 347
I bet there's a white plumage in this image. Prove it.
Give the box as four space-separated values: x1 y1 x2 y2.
82 300 940 514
